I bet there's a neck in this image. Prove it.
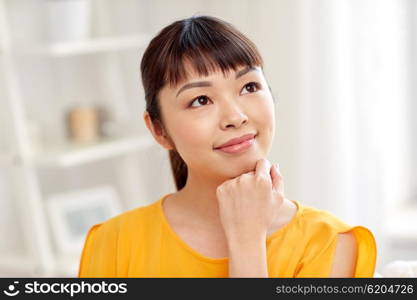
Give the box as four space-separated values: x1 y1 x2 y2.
175 169 229 227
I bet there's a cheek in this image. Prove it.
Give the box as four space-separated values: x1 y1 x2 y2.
245 98 275 158
169 115 218 175
250 96 275 135
168 114 215 153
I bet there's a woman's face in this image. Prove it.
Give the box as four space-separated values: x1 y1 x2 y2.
157 61 275 180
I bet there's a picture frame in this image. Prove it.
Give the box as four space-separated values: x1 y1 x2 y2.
46 185 122 256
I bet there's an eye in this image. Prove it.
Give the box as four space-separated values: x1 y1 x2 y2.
241 82 261 94
189 95 211 108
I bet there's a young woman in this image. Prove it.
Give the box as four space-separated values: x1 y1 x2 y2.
78 15 377 278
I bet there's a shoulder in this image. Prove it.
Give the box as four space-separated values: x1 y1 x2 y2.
299 204 373 248
295 203 357 263
78 199 160 277
298 204 353 242
90 199 159 240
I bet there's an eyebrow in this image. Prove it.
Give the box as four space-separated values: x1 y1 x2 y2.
176 66 258 98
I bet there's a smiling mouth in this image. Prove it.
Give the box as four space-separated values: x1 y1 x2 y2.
214 133 257 149
214 134 257 154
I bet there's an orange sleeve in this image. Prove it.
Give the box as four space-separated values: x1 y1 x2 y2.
294 224 339 277
78 223 118 277
295 224 377 278
345 226 377 277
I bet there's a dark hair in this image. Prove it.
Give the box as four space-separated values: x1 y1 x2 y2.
140 15 264 191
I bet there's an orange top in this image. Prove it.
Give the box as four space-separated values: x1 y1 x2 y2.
78 194 377 277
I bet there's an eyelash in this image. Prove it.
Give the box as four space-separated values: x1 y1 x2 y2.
187 82 261 108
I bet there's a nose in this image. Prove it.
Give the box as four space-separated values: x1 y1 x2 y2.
219 100 248 129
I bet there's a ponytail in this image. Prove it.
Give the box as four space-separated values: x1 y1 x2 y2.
168 149 188 190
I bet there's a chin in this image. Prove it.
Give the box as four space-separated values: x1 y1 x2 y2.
222 156 263 178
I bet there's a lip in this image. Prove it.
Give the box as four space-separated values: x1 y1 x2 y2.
214 133 257 149
214 133 257 154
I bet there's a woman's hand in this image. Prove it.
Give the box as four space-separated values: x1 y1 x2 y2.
216 158 285 246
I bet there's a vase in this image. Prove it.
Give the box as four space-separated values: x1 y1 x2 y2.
46 0 92 43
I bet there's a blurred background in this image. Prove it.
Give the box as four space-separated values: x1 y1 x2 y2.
0 0 416 277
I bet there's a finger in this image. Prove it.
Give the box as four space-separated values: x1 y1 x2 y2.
270 163 281 192
255 158 272 181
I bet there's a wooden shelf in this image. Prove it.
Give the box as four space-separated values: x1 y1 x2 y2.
22 34 150 57
35 135 154 168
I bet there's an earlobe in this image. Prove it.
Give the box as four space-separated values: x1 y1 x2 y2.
143 111 155 134
143 111 174 150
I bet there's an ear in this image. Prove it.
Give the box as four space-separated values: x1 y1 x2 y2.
143 111 174 150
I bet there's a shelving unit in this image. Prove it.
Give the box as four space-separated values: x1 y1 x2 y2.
35 134 153 168
28 34 150 57
0 0 154 276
